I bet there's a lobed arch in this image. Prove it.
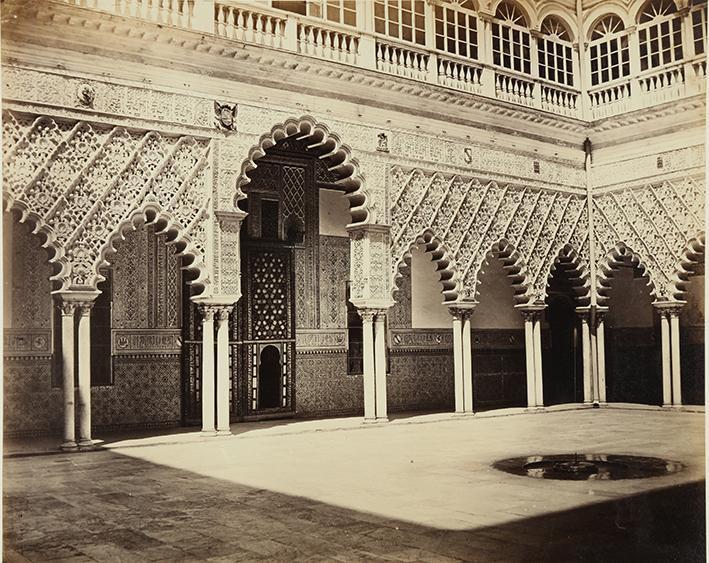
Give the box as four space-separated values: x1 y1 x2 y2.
392 229 463 304
543 244 592 307
3 193 69 288
95 198 209 297
471 238 532 306
583 4 633 40
237 115 372 225
671 231 705 300
596 243 658 307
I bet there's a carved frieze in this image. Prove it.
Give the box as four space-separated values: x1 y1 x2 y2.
3 67 213 129
3 329 52 357
390 329 453 350
295 329 348 351
112 329 182 355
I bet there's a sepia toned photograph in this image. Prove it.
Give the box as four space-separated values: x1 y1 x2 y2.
1 0 705 560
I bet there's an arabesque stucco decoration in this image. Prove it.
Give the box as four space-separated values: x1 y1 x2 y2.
3 111 212 294
594 177 705 304
389 167 590 306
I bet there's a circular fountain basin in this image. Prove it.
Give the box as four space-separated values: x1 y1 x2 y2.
493 454 684 481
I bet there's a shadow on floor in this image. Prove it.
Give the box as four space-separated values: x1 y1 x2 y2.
4 448 705 562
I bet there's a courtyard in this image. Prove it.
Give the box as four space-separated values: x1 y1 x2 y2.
3 407 705 562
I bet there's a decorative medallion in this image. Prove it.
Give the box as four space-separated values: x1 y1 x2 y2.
76 83 96 107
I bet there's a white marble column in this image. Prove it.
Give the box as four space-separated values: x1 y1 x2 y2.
595 308 607 404
450 310 464 414
374 311 388 421
200 305 216 435
522 311 536 408
532 313 544 407
659 309 672 407
360 309 376 422
577 308 593 404
77 302 94 449
60 302 77 451
669 307 683 406
462 312 474 414
216 306 232 435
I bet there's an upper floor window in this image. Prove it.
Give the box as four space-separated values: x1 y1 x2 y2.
492 1 531 73
691 0 707 55
589 14 630 86
434 1 479 60
638 0 683 71
375 0 426 45
538 15 574 86
272 0 357 27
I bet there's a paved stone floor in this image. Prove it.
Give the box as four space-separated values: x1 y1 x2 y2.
3 408 706 562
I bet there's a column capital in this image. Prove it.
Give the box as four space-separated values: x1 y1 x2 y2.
77 301 94 316
447 304 476 320
60 302 78 316
199 304 218 321
215 306 233 324
654 300 686 318
594 306 609 325
358 309 377 323
575 306 592 322
517 305 545 321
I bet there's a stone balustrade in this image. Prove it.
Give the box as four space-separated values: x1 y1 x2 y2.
58 0 707 121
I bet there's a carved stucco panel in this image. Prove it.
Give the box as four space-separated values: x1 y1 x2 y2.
3 67 213 128
389 166 592 305
593 176 705 301
3 110 213 295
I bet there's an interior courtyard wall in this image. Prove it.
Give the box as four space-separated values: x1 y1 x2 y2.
3 218 62 436
1 0 706 432
387 247 455 413
469 256 526 410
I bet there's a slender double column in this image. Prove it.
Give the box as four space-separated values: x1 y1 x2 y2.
655 301 685 407
56 292 98 452
520 307 545 408
359 308 388 422
449 306 475 414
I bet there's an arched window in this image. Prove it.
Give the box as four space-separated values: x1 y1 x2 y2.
492 0 531 73
589 14 630 86
538 15 574 86
638 0 683 71
434 0 479 60
374 0 426 45
691 0 707 55
272 1 357 27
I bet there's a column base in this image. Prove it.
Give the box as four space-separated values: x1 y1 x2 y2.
77 439 95 451
60 441 78 452
362 418 389 425
216 429 232 436
201 429 217 437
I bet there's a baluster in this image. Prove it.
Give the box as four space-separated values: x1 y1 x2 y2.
317 28 325 58
463 65 470 87
166 0 176 26
376 42 383 69
215 4 225 35
225 6 235 39
245 12 254 43
235 9 244 41
297 24 305 53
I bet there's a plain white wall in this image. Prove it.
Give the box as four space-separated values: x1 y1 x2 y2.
470 256 523 329
411 246 450 328
319 188 350 237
